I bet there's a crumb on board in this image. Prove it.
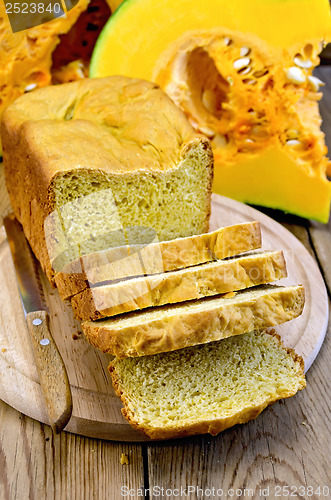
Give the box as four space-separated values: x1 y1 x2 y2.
72 333 79 340
222 291 236 299
121 453 129 465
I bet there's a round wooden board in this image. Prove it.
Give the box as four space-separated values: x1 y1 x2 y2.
0 194 328 441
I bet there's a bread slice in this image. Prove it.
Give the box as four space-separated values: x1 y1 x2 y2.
109 330 306 439
72 250 286 321
1 76 213 284
55 221 262 300
82 284 305 358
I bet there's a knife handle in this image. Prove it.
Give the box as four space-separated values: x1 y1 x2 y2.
26 310 73 434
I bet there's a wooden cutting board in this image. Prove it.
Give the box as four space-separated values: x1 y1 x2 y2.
0 194 328 441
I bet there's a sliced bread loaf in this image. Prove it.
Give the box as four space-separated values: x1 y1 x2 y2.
109 330 306 439
2 76 213 284
72 250 286 321
55 221 262 300
82 284 305 358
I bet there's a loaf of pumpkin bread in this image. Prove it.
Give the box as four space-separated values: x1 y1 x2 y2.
1 76 213 284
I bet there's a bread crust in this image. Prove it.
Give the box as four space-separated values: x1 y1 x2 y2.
108 330 306 440
71 250 286 321
1 76 212 284
55 221 262 300
82 284 305 358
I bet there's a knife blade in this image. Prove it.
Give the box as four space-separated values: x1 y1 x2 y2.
3 213 72 434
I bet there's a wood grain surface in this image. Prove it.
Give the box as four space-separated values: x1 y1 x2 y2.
0 68 330 500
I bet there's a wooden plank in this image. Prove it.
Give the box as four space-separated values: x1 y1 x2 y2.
0 398 145 500
309 220 331 295
147 305 331 496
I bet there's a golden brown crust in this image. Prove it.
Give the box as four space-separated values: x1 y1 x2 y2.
1 77 211 284
82 285 305 358
119 402 268 440
71 250 286 321
108 329 306 440
55 221 262 300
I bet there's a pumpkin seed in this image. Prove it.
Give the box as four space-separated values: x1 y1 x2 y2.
233 57 251 71
199 126 215 138
239 66 251 76
223 37 232 46
286 139 301 147
307 75 324 92
294 55 313 69
253 69 269 78
240 47 250 57
25 83 37 92
285 67 306 85
213 134 227 148
243 79 257 85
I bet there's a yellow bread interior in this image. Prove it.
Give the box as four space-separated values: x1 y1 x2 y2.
50 136 212 272
109 330 306 439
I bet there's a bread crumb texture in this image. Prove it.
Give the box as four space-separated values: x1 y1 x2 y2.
120 453 129 465
110 330 305 439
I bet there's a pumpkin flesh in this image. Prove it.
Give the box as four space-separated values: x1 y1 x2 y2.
90 0 331 222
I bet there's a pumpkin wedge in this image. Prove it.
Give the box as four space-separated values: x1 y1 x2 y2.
90 0 331 222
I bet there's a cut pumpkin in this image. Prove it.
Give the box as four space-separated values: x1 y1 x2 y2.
90 0 331 222
0 0 89 148
0 0 115 152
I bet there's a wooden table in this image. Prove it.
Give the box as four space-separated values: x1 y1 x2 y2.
0 68 330 500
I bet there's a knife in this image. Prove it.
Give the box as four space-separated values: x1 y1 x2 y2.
3 214 73 434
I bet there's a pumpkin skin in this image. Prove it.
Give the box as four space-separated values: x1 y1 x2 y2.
90 0 331 222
